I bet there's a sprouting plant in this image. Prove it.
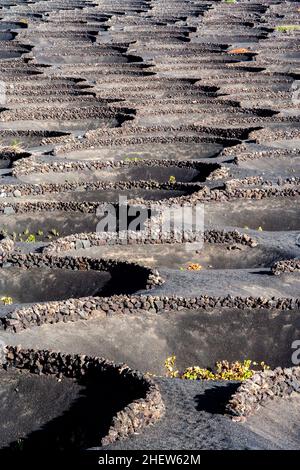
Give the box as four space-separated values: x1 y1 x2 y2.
165 355 179 378
257 226 263 231
1 296 13 305
182 367 215 380
275 25 300 33
37 229 44 236
186 263 203 271
165 356 269 381
169 175 176 184
215 360 253 380
25 234 36 243
10 139 23 150
50 228 59 237
124 157 143 162
23 228 29 236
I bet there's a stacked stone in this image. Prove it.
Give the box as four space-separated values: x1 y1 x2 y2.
44 229 257 253
2 294 299 333
1 345 165 446
0 180 299 216
272 258 300 276
227 367 300 417
0 237 15 265
12 155 217 177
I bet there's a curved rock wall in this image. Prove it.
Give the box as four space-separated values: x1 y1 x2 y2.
1 345 165 446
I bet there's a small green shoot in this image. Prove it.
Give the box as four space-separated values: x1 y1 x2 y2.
275 25 300 33
25 234 36 243
1 296 13 305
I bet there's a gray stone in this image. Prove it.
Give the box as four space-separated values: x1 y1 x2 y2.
75 240 84 250
3 207 15 215
82 239 91 249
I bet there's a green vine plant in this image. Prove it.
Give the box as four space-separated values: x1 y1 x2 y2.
1 296 13 306
25 234 36 243
0 138 24 153
275 25 300 33
124 157 143 162
10 139 23 150
50 228 60 237
165 355 269 381
0 228 60 242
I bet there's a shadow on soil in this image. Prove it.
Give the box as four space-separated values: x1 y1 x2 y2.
0 372 140 454
194 382 239 415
